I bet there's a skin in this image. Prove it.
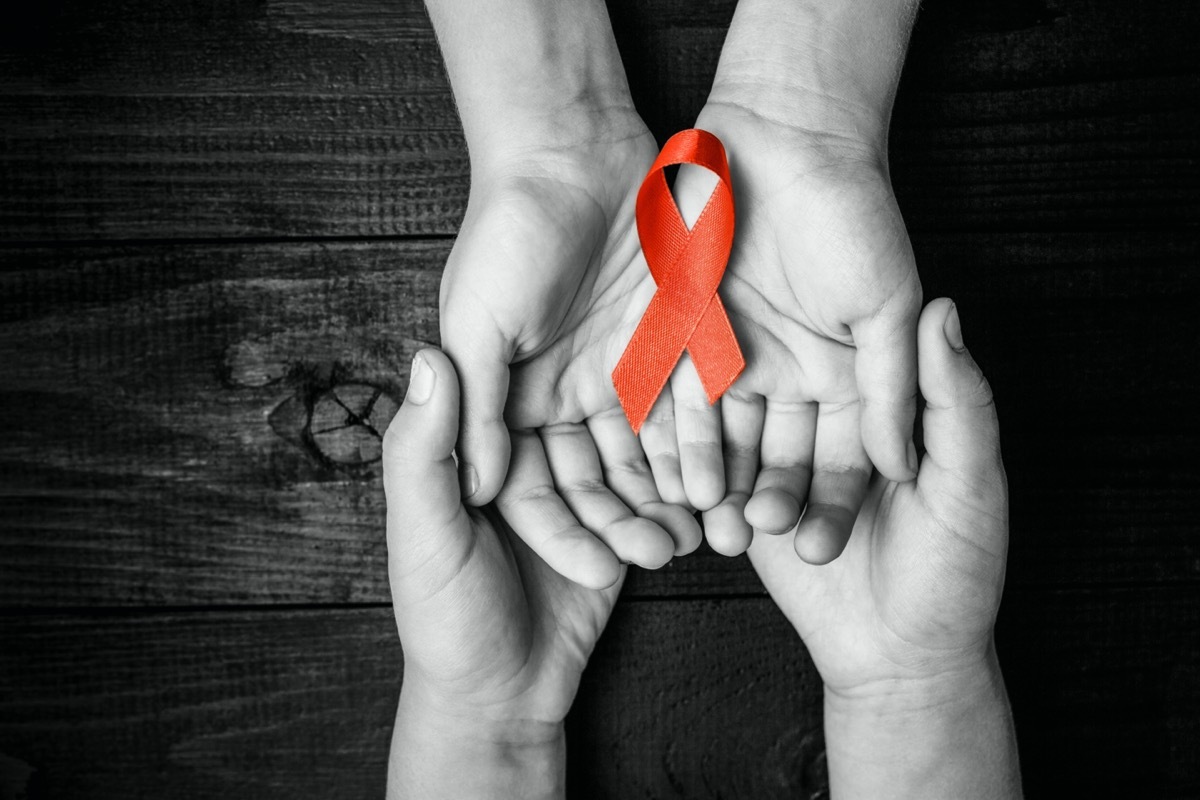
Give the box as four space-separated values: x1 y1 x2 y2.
430 0 926 577
688 0 927 558
430 0 701 585
384 348 622 799
750 298 1022 798
384 300 1021 798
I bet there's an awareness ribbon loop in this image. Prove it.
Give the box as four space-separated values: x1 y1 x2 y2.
612 129 744 434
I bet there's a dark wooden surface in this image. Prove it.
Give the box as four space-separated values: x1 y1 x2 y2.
1 0 1197 797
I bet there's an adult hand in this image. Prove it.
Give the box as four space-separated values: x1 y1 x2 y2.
678 0 925 558
442 121 715 587
384 348 623 799
459 94 921 572
429 0 706 586
749 300 1022 798
672 100 921 558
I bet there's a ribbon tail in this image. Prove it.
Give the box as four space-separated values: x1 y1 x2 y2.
687 294 744 404
612 292 701 434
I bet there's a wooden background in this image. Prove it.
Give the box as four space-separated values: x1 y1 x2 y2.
1 0 1197 797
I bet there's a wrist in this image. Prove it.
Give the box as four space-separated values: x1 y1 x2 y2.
822 642 1023 799
465 102 649 190
389 679 566 800
466 86 646 174
708 0 919 150
426 0 641 165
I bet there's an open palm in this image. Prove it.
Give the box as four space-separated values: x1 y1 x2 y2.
385 348 624 725
673 102 923 559
747 300 1008 692
442 124 705 588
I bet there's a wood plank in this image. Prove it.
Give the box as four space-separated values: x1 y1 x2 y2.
999 587 1200 796
995 587 1200 797
0 0 1196 240
1 588 1197 797
2 233 1198 607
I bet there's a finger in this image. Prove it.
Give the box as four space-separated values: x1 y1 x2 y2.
588 409 702 556
440 313 511 507
671 353 726 511
702 392 764 556
793 401 872 565
850 279 922 483
670 161 725 513
495 429 622 590
507 519 627 608
917 298 1003 484
541 422 676 569
382 349 467 568
744 400 817 536
638 386 690 509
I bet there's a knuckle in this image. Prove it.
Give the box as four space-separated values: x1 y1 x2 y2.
957 370 996 410
678 436 723 453
723 439 760 463
814 462 872 485
562 478 609 499
818 398 859 417
498 481 557 510
381 424 415 475
834 462 872 481
540 524 591 553
758 462 813 480
608 458 652 479
860 390 919 411
540 421 586 440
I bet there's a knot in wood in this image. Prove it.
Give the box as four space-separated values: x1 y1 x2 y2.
308 383 398 465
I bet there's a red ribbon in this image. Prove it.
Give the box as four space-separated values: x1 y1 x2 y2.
612 129 744 434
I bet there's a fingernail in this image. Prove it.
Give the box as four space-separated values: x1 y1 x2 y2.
406 353 435 405
460 462 479 499
906 440 919 475
943 303 965 352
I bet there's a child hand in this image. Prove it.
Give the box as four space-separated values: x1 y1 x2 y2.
748 298 1006 696
384 348 623 797
747 298 1020 796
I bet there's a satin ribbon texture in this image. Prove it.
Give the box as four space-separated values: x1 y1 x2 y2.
612 128 744 434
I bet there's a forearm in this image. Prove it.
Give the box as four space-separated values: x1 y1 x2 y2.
387 682 566 800
822 644 1023 799
710 0 920 147
424 0 638 162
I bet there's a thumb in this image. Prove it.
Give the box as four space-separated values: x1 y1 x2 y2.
383 348 465 564
916 298 1004 488
440 314 512 507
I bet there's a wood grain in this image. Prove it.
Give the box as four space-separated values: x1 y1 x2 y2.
0 0 1196 241
1 590 1196 798
2 232 1197 607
